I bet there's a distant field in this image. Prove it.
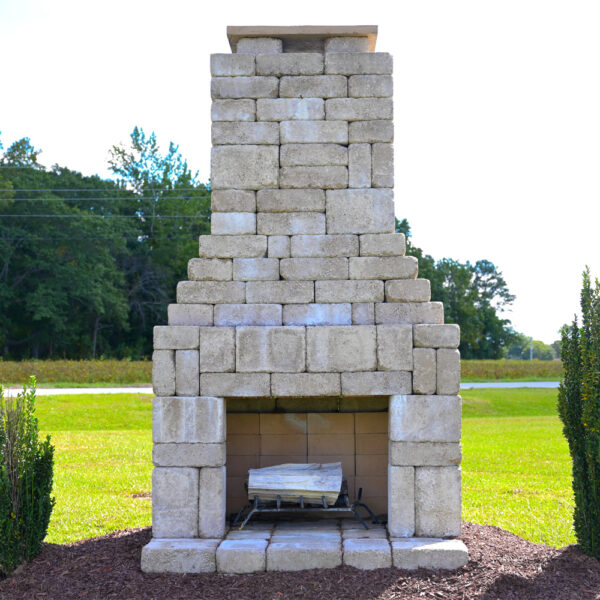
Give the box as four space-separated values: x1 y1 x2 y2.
1 358 563 386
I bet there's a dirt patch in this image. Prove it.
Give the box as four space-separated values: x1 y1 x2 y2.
0 522 598 600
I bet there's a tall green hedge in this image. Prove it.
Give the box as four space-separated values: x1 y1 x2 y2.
558 268 600 558
0 377 55 576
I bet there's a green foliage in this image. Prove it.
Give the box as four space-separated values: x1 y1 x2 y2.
0 378 55 575
558 268 600 558
506 333 558 360
461 359 563 382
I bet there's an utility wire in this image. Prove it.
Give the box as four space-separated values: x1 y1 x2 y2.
1 188 206 192
0 214 207 218
5 197 209 202
2 236 199 241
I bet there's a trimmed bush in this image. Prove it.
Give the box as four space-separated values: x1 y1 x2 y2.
558 268 600 559
0 377 55 576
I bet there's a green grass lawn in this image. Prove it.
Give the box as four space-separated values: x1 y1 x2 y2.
34 388 574 548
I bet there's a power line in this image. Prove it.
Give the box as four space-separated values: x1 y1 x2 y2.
5 197 209 202
1 236 199 241
0 214 208 218
1 188 207 192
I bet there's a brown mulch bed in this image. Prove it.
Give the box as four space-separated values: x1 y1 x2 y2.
0 523 599 600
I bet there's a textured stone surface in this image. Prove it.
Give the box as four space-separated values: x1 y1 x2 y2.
233 258 279 281
315 280 384 303
257 189 325 212
198 234 267 258
343 538 392 569
279 75 347 98
415 467 462 538
325 52 393 75
280 120 348 144
257 98 324 121
211 99 256 122
341 371 411 395
211 212 256 235
372 143 394 188
168 304 213 326
279 166 348 189
199 327 235 372
271 372 341 397
349 256 418 280
376 325 413 371
246 281 314 304
268 235 290 258
437 349 461 395
154 326 200 350
188 258 233 281
388 465 415 537
266 537 342 571
211 76 278 99
386 279 431 302
291 234 358 257
212 122 279 145
307 326 376 372
326 98 393 121
326 189 394 234
211 145 279 190
257 212 326 235
360 233 405 256
389 395 462 442
280 144 347 167
153 443 225 467
236 326 306 373
199 466 226 538
177 281 245 304
348 143 371 188
200 373 270 397
216 539 268 573
389 442 462 466
175 350 200 396
374 302 444 324
211 53 255 77
280 257 348 280
283 303 351 326
325 37 370 53
141 539 219 573
352 302 375 324
237 37 282 55
214 304 282 326
152 350 175 396
414 324 460 348
256 53 323 76
349 120 394 143
412 348 437 395
211 189 256 212
349 74 393 97
391 538 469 570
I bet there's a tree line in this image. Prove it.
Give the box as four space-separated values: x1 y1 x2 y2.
1 127 534 360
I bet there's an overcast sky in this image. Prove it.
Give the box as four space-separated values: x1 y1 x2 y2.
1 0 599 344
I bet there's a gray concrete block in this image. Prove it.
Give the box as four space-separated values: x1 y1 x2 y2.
257 188 325 212
168 304 214 326
268 235 291 258
341 371 412 395
153 443 226 467
412 348 437 395
211 122 279 145
283 303 351 326
211 145 279 190
279 75 347 98
349 257 418 280
211 189 256 212
376 324 413 371
210 53 255 76
199 234 267 258
213 304 282 326
154 326 200 350
291 234 358 257
152 350 175 396
349 120 394 143
266 537 341 571
141 538 219 573
348 143 371 188
348 74 393 97
236 326 306 373
360 233 405 257
280 166 348 189
257 212 326 235
325 52 393 75
210 212 256 235
176 281 245 304
211 99 256 122
326 98 393 121
257 98 324 121
389 442 462 467
271 372 341 397
233 258 279 281
315 280 384 303
237 37 282 55
413 324 460 348
385 279 431 302
372 143 394 187
211 76 278 99
437 349 461 395
280 257 348 280
188 258 233 281
388 465 415 537
200 373 270 397
280 120 348 144
256 52 323 76
352 302 375 324
199 466 226 538
325 37 370 53
280 144 347 167
343 538 392 569
326 189 395 234
176 350 200 396
307 325 376 372
374 302 444 325
391 538 468 570
199 327 235 372
246 281 314 304
216 539 268 573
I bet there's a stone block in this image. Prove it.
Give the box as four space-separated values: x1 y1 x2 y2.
236 326 306 373
237 37 283 55
280 120 348 144
360 233 405 257
153 350 175 396
437 349 461 395
413 324 460 348
348 74 393 97
325 37 370 53
412 348 437 395
271 373 341 397
211 76 278 99
283 303 351 326
389 442 462 467
211 122 279 145
325 52 393 75
216 539 268 573
386 279 431 302
152 467 199 538
199 466 226 538
141 539 219 573
200 373 270 397
350 257 418 280
199 234 267 258
279 166 348 189
153 443 226 467
391 538 469 570
377 324 413 371
326 189 395 234
349 120 394 143
280 143 347 167
188 258 233 281
211 189 256 212
268 235 290 258
176 281 245 304
211 99 256 122
153 396 225 444
154 325 200 349
257 212 326 235
326 98 393 121
214 304 282 327
315 280 384 303
343 538 392 569
375 302 444 324
256 52 323 76
257 190 325 215
233 258 279 281
279 75 347 98
307 325 376 372
352 302 374 324
341 371 412 395
348 143 371 188
211 145 278 190
246 281 314 304
291 234 358 257
199 327 235 372
168 304 213 326
388 465 415 537
176 350 200 396
280 257 348 280
211 212 256 235
266 537 342 571
210 53 255 77
389 395 462 442
372 143 394 188
415 467 462 537
257 98 324 121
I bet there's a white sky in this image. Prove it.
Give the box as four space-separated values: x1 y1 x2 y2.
1 0 599 344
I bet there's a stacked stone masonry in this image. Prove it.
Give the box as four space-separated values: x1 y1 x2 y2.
147 27 466 573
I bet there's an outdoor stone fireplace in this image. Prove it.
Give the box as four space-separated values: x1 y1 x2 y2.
141 25 468 573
